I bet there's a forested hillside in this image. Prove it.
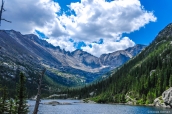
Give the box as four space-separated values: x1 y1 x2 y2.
66 23 172 105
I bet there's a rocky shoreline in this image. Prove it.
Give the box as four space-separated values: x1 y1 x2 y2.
117 87 172 108
38 87 172 108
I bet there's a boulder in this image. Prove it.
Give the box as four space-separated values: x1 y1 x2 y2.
153 97 161 107
81 99 96 103
43 101 71 106
125 95 136 105
162 87 172 108
44 101 60 106
153 97 171 108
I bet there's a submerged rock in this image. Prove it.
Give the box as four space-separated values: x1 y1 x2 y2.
81 99 96 103
44 101 60 106
43 101 71 106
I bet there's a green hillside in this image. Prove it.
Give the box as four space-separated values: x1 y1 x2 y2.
67 23 172 105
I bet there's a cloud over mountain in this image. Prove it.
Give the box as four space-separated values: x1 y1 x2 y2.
1 0 156 57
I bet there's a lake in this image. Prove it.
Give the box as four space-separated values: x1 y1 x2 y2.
28 99 171 114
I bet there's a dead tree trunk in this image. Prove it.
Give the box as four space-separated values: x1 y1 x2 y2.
0 0 11 25
33 68 46 114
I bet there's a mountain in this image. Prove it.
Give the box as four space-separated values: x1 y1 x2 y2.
71 49 101 68
99 44 146 69
0 30 145 89
67 23 172 106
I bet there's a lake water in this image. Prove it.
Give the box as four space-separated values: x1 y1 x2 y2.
28 99 171 114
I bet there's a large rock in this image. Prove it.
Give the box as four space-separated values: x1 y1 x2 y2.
162 87 172 108
153 97 171 108
44 101 60 106
125 94 136 105
154 97 161 107
44 101 71 106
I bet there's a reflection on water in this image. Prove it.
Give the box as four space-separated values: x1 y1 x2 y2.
28 100 171 114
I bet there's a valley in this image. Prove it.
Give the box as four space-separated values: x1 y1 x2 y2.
0 0 172 113
0 30 145 92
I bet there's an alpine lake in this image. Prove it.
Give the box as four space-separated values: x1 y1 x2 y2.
28 99 171 114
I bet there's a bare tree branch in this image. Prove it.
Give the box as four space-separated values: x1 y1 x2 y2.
0 0 11 26
1 18 11 23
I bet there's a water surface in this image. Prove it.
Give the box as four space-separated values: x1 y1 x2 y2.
28 99 171 114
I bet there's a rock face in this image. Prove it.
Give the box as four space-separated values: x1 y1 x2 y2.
155 23 172 41
71 49 101 68
125 92 137 105
153 97 164 107
154 87 172 108
99 44 146 70
153 97 171 108
162 87 172 108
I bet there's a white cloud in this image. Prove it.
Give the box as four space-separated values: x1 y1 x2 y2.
2 0 64 35
46 36 76 52
82 37 135 57
1 0 156 57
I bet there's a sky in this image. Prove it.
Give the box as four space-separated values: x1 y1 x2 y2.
1 0 172 57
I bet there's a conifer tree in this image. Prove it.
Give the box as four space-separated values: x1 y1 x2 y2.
0 86 8 113
15 72 28 114
169 75 172 87
7 98 14 114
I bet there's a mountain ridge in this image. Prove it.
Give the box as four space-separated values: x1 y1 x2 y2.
0 30 146 87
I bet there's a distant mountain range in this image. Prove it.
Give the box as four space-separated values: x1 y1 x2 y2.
0 30 146 86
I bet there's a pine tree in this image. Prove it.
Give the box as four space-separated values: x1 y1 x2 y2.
7 98 14 114
169 75 172 87
0 86 8 113
12 99 18 114
15 72 28 114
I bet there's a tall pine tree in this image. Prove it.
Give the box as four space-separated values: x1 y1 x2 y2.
15 72 28 114
0 86 8 113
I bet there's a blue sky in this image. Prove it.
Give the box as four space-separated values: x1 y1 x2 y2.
128 0 172 45
55 0 172 45
1 0 172 57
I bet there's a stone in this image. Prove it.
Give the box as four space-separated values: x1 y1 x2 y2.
153 98 161 107
44 101 60 106
162 87 172 108
43 101 71 106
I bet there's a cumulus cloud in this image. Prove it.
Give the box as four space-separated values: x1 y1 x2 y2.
82 37 135 57
1 0 157 57
2 0 65 35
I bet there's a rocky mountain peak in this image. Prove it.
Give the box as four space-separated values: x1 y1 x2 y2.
25 34 61 50
155 23 172 42
125 44 146 56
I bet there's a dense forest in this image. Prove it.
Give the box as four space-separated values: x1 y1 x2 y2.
0 73 28 113
65 24 172 105
0 67 63 98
